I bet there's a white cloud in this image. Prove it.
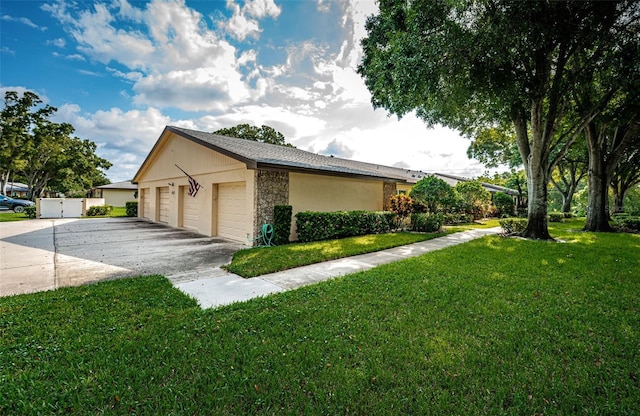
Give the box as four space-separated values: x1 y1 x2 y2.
47 38 66 47
45 0 269 111
224 0 281 41
1 15 47 31
54 104 173 181
35 0 485 181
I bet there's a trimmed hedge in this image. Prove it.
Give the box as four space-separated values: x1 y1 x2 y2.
86 205 113 217
273 205 292 245
126 201 138 217
499 217 527 234
410 213 443 232
295 211 396 243
23 205 36 219
443 212 473 225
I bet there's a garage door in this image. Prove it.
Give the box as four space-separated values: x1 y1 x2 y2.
158 187 169 223
218 182 246 242
141 188 150 219
181 186 198 231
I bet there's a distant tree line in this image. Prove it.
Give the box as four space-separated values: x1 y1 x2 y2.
0 91 111 199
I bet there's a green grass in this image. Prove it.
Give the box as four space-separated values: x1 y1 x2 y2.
108 206 128 217
0 212 31 222
444 218 501 232
225 231 452 277
1 221 639 414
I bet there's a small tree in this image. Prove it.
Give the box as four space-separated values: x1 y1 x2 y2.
409 175 455 214
493 192 516 218
454 181 492 220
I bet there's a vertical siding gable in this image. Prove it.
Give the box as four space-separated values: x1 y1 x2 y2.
139 133 246 182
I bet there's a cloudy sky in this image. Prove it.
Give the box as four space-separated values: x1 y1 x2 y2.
1 0 488 183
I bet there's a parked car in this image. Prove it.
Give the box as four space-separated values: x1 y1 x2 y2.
0 194 35 213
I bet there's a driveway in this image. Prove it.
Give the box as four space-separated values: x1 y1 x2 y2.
1 218 245 297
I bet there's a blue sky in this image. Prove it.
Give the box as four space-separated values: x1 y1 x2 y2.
1 0 486 182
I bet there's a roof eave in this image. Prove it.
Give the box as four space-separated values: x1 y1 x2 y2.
256 162 409 183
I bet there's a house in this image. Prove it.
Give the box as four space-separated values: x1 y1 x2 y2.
89 181 138 207
433 172 519 196
133 126 427 244
3 182 29 198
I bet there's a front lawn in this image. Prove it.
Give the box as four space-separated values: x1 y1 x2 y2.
0 212 31 222
1 222 638 414
225 231 452 277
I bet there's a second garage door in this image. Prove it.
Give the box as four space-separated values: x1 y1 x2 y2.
158 186 170 223
181 186 199 231
218 182 246 242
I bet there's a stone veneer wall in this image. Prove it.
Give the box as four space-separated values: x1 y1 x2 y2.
383 182 397 211
254 170 289 245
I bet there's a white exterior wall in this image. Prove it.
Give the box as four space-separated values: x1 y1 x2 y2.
102 189 137 207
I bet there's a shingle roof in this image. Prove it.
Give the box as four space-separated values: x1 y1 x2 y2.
95 181 138 190
166 126 427 183
434 172 519 195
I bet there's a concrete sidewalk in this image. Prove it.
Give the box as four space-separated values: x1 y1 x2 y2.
174 227 501 309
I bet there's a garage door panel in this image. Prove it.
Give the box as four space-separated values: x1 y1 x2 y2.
141 188 150 219
182 186 199 231
218 182 246 242
158 187 169 223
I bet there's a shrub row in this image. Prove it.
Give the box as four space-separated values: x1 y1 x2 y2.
296 211 396 243
443 213 473 225
125 201 138 217
612 214 640 233
86 205 113 216
410 213 443 232
499 217 527 234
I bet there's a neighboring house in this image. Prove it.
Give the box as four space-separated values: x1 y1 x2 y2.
89 181 138 207
133 126 428 244
3 182 29 198
1 182 60 198
433 172 519 196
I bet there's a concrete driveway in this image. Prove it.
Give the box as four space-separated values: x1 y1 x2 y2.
1 218 245 297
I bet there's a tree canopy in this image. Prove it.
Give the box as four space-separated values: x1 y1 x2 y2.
0 91 111 199
213 124 294 147
359 0 639 239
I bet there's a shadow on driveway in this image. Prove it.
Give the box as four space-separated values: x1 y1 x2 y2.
1 218 244 297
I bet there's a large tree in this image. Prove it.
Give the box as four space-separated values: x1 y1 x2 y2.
213 124 294 147
358 0 635 239
0 91 55 195
0 91 112 199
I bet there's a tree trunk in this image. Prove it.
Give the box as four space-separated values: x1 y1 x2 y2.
611 187 626 214
561 190 574 214
523 160 552 239
515 104 553 240
584 126 614 232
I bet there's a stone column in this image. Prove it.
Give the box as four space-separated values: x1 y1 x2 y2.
254 170 289 245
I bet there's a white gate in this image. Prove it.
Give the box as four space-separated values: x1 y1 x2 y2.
38 198 92 218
